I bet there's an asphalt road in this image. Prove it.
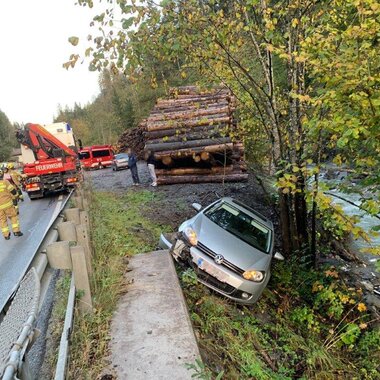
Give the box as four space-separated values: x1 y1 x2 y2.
0 192 67 312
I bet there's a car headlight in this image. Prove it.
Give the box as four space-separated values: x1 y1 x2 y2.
183 227 198 246
243 270 264 282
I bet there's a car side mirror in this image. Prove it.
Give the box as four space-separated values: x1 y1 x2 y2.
192 203 202 212
274 251 285 261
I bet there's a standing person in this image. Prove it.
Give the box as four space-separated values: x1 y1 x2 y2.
5 163 25 201
0 169 23 240
127 148 140 186
146 150 157 187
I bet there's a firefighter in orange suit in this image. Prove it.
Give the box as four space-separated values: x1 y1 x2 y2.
0 169 23 240
4 163 25 201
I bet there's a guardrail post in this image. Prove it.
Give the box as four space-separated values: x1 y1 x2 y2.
57 221 77 242
72 195 84 210
46 241 72 270
70 246 93 314
64 208 81 225
75 225 93 276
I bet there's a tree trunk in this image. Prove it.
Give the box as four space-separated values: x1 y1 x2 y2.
279 192 292 255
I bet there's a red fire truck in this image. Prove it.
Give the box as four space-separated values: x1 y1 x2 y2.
16 123 80 199
78 145 114 170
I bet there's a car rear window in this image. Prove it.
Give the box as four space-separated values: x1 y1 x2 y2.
204 202 272 253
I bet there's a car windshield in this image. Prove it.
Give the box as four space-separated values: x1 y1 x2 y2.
116 153 128 160
204 202 272 253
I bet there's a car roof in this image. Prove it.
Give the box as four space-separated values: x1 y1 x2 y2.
218 197 273 229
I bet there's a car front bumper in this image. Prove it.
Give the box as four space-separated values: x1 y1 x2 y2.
170 235 270 305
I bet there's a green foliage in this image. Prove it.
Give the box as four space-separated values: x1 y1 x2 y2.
69 0 380 261
185 358 224 380
0 109 16 161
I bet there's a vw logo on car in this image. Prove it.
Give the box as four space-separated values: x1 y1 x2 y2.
214 254 224 265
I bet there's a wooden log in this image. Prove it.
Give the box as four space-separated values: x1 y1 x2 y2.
155 94 230 107
193 154 201 163
145 124 229 139
146 131 225 145
154 143 234 159
147 116 231 132
147 107 231 125
169 86 229 96
149 101 230 116
145 137 231 152
154 99 230 109
156 173 249 185
200 151 210 161
162 156 173 166
155 166 234 176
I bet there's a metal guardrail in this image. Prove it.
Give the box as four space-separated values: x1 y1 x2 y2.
0 268 40 380
0 191 75 380
54 276 75 380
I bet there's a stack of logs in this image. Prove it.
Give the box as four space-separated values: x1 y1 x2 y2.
115 126 145 159
143 86 248 185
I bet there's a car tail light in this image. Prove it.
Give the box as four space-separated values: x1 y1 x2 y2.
67 177 78 183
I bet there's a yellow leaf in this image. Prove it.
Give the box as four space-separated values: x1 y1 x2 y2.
291 18 299 28
357 303 367 312
68 36 79 46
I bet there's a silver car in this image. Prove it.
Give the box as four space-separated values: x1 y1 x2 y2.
112 153 129 171
159 197 284 304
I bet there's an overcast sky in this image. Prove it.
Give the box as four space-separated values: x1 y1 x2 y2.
0 1 102 125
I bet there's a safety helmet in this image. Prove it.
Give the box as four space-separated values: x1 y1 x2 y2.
7 163 14 169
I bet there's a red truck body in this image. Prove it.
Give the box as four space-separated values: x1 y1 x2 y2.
79 145 114 170
17 123 79 199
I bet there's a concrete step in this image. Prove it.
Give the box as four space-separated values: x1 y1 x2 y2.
110 250 201 379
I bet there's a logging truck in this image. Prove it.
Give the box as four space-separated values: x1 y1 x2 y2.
16 122 80 199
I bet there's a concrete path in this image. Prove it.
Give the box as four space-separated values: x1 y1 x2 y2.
110 250 201 380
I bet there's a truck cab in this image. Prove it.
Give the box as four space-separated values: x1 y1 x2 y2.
17 123 79 199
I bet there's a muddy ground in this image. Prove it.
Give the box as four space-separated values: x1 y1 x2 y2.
87 163 380 312
86 161 280 242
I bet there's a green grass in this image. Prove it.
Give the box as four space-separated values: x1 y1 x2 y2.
68 189 171 379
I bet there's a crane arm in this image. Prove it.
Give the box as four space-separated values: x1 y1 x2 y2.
16 123 77 161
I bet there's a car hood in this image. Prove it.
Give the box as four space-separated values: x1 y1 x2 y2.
190 214 271 271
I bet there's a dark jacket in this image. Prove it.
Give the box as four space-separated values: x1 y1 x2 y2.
147 153 157 166
128 153 137 168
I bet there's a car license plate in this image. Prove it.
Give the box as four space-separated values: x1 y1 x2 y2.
197 258 230 283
